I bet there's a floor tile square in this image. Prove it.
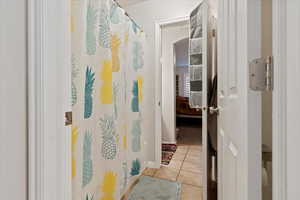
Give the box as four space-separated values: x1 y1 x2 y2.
185 154 203 164
167 160 182 170
177 170 203 187
142 168 157 177
176 148 189 155
182 161 202 173
154 166 179 181
181 184 202 200
172 152 186 161
189 145 202 151
187 150 202 158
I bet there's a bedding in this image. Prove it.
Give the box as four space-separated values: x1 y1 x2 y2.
176 96 201 116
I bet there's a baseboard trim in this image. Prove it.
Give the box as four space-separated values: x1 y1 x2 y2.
147 161 161 169
162 141 177 145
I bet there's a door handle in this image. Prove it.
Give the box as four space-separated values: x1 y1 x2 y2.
209 106 219 115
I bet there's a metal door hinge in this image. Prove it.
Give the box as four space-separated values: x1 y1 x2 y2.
249 56 273 91
212 29 216 37
65 111 72 126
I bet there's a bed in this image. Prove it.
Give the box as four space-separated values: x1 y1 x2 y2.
176 96 202 117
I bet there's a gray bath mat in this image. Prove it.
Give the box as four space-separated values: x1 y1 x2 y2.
128 176 181 200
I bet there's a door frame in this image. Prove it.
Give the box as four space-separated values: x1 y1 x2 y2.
26 0 288 199
273 0 287 199
27 0 72 200
153 16 189 168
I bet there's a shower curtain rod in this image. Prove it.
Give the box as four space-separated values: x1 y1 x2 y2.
113 0 144 32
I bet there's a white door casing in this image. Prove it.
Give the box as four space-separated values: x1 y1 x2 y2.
161 22 189 144
28 0 72 200
286 1 300 199
217 0 262 200
154 16 189 168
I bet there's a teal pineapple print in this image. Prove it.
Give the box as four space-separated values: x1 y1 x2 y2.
99 2 111 48
131 120 141 152
82 132 93 188
130 159 141 176
110 1 120 24
99 115 117 160
84 67 95 119
131 81 139 112
71 55 79 106
132 41 144 71
122 162 128 192
131 21 139 34
86 0 97 55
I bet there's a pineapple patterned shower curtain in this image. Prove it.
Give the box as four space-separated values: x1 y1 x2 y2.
71 0 147 199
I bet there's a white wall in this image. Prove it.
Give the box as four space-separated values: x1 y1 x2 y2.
175 38 189 67
0 0 27 199
123 0 202 160
161 22 189 144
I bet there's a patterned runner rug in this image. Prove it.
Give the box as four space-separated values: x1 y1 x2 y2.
162 144 177 165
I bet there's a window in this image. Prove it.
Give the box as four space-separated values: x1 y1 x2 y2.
176 75 179 96
184 71 190 97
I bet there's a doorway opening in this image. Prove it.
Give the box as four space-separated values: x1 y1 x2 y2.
158 18 205 197
261 0 273 199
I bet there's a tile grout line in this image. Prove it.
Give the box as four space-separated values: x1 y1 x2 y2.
182 182 203 189
177 145 204 188
176 145 190 180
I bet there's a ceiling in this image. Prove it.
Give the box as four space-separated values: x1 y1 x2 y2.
117 0 150 7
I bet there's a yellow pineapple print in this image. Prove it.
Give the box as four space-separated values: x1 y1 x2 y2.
100 60 113 104
125 32 129 45
123 124 128 150
111 35 121 72
72 126 79 178
137 76 143 103
100 171 117 200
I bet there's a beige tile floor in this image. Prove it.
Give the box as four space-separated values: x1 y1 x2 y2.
142 126 203 200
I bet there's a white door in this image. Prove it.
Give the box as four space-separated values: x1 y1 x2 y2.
217 0 262 200
286 0 300 199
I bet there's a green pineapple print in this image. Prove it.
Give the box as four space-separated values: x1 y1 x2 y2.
99 1 111 48
82 132 93 188
71 55 79 106
85 194 94 200
84 66 95 119
110 1 120 24
113 83 119 119
99 115 117 160
130 159 141 176
86 0 97 55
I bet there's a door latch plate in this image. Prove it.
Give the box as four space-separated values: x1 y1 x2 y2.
65 111 72 126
